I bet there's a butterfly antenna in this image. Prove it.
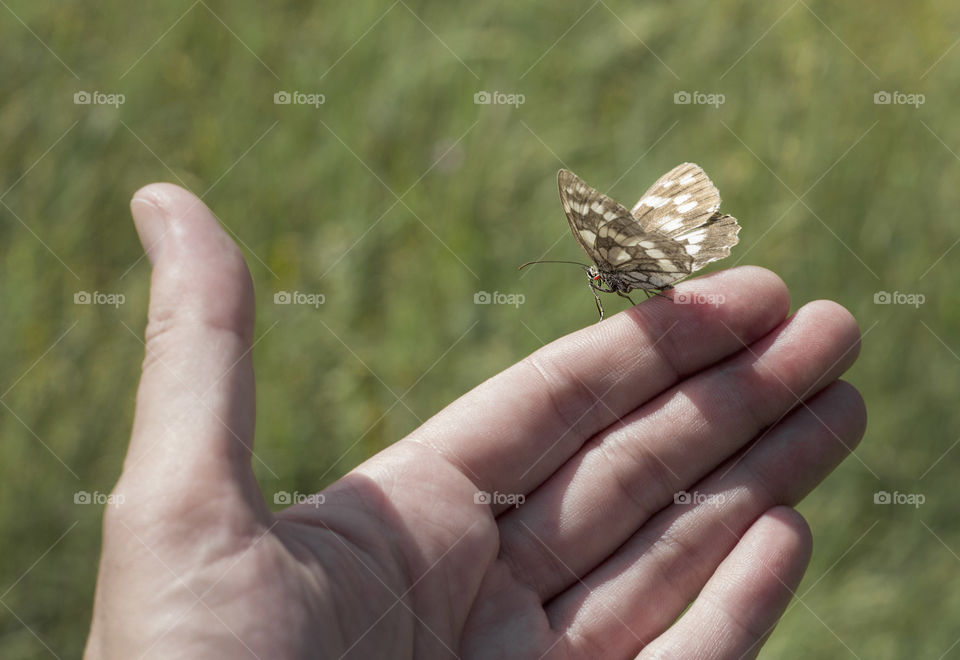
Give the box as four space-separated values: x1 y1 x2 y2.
518 259 590 271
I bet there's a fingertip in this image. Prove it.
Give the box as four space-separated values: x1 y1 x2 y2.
131 181 202 209
665 266 790 324
834 379 868 442
681 264 787 291
729 265 790 308
628 266 791 354
759 506 814 570
130 183 223 266
711 264 788 293
130 184 179 265
724 266 791 327
813 379 868 450
806 298 861 334
131 181 250 280
131 180 254 345
796 299 862 362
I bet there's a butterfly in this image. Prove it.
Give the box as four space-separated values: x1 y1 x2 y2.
521 164 740 319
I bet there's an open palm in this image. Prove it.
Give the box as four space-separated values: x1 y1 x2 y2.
85 184 865 659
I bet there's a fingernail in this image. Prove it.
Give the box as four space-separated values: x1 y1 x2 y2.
130 191 168 266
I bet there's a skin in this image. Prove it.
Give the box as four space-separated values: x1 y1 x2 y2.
84 183 866 659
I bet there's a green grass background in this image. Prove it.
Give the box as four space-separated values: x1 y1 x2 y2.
2 1 958 657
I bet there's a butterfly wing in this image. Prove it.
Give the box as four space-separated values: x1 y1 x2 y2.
606 236 694 289
558 169 633 268
558 169 693 289
630 162 740 271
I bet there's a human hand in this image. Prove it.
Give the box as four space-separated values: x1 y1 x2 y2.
85 183 865 659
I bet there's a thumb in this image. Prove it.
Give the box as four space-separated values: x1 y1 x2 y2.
121 183 267 520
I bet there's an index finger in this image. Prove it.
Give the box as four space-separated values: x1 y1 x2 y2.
406 266 790 496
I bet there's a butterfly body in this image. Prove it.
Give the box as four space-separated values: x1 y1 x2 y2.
552 164 740 318
582 265 647 296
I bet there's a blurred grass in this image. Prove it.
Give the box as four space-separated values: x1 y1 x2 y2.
2 0 959 657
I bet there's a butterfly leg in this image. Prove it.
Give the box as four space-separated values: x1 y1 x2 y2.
616 291 637 307
587 282 605 320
